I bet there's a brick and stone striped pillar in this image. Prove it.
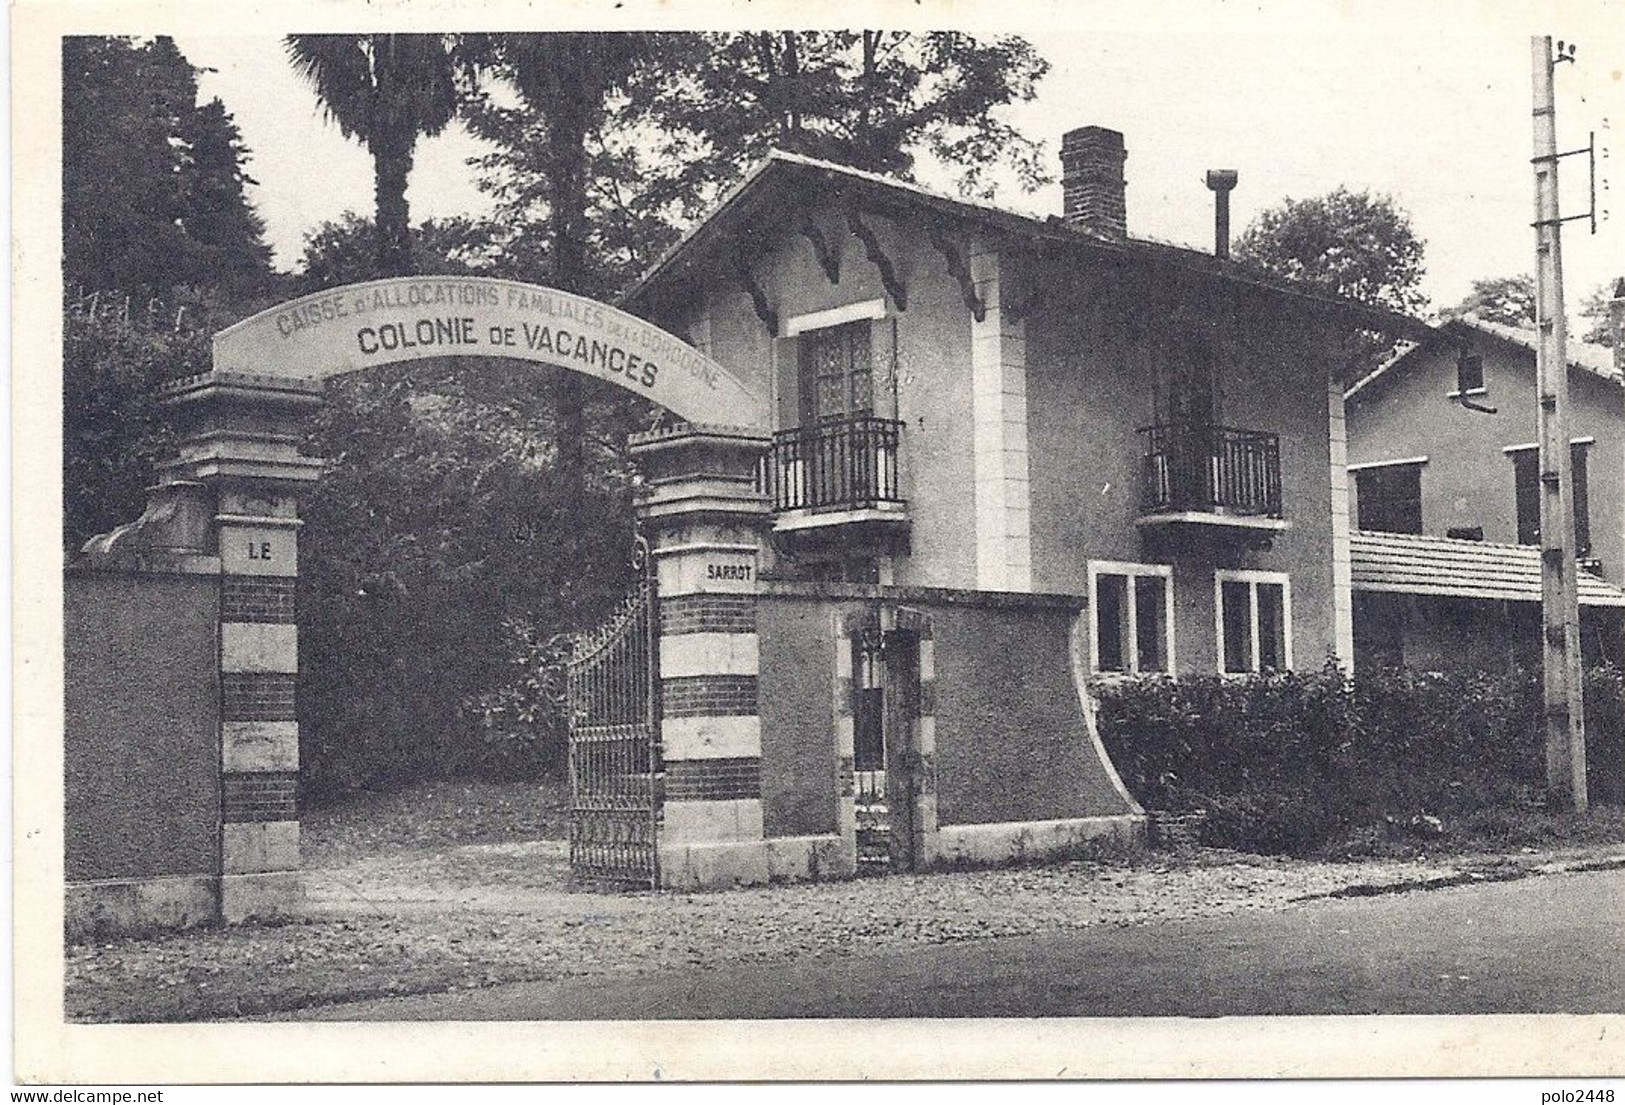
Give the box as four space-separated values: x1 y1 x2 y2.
161 371 324 922
628 423 772 890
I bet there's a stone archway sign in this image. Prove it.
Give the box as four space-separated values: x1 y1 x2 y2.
213 276 769 429
68 277 784 936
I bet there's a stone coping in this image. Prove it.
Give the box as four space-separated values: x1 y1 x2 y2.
758 580 1088 610
627 421 771 450
67 553 224 577
161 370 325 406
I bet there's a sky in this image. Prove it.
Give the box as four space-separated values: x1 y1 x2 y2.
170 0 1624 322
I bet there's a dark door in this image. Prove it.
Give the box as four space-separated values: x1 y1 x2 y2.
1167 337 1219 507
852 627 888 871
850 622 921 872
799 322 876 507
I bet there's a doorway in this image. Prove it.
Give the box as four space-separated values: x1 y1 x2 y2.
851 621 921 873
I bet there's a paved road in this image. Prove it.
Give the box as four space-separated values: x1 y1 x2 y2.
282 867 1624 1020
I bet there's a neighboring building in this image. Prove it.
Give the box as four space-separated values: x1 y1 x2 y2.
1344 316 1625 670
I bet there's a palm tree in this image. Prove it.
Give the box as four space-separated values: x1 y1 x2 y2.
285 34 459 277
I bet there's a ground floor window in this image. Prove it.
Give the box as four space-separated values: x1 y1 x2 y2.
1510 440 1592 559
1351 459 1424 534
1215 569 1292 673
1088 561 1174 674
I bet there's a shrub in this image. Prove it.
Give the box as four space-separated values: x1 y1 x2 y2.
1586 664 1625 804
1095 662 1624 855
461 618 573 778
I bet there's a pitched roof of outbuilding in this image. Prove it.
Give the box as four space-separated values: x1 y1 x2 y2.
1347 315 1621 401
1350 529 1625 608
623 149 1437 348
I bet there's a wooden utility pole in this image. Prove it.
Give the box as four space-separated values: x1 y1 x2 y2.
1530 35 1587 812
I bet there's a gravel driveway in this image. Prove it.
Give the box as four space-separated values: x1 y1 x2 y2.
68 835 1608 1023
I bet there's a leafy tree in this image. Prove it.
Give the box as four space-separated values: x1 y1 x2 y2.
637 31 1051 203
460 32 658 501
1445 274 1535 328
62 296 206 554
284 34 461 276
297 359 646 795
1444 274 1620 348
62 36 273 297
1233 187 1428 316
1578 278 1623 347
292 212 497 292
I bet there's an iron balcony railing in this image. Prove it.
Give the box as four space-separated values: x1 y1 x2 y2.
1140 423 1283 518
763 416 905 513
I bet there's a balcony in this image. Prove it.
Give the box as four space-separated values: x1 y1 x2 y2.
1138 424 1289 534
762 416 909 534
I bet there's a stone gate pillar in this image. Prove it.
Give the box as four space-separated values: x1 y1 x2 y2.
159 371 324 921
628 422 773 890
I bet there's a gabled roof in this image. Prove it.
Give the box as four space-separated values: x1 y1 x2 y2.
1347 315 1622 401
1350 530 1625 608
623 149 1437 347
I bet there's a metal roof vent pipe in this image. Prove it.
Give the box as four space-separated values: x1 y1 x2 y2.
1205 169 1238 259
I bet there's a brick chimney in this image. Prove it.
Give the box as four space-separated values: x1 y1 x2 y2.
1061 126 1127 238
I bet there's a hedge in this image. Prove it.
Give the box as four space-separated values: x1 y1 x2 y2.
1095 663 1624 855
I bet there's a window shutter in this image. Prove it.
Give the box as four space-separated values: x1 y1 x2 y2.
1572 443 1591 558
1513 450 1541 546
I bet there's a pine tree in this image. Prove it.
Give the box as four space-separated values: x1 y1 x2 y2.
62 35 275 298
179 98 274 299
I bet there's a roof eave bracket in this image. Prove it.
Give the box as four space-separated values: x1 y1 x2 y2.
926 226 985 322
846 210 909 312
800 221 841 285
734 254 779 337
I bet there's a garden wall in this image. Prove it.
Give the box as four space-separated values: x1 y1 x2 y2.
65 570 222 933
930 600 1132 826
755 596 840 838
754 582 1143 866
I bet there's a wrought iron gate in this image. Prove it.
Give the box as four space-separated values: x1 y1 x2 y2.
566 557 659 888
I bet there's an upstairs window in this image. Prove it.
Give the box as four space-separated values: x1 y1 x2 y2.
1352 460 1424 534
1216 571 1292 674
1089 562 1174 674
798 320 873 425
1511 441 1591 558
1455 351 1486 395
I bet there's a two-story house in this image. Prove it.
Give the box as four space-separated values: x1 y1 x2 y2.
615 125 1435 875
629 126 1433 671
1344 316 1625 671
